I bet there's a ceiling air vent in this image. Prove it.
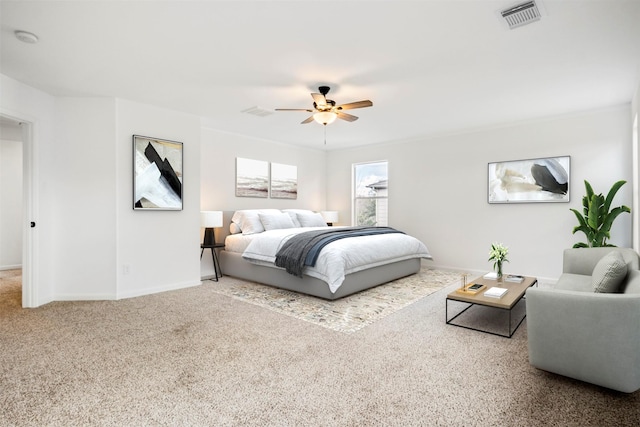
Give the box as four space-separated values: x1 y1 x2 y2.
241 106 274 117
500 1 542 29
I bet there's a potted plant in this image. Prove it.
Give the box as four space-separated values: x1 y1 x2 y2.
570 180 631 248
488 242 509 279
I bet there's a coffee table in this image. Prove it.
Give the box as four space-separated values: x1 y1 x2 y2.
445 275 538 338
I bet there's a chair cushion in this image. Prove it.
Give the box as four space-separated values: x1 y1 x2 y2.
592 251 628 293
554 273 593 292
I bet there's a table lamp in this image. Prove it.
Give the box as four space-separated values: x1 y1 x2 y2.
320 211 339 226
200 211 223 246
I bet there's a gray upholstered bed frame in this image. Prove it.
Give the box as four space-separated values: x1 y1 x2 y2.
216 211 422 300
219 250 421 300
215 210 422 300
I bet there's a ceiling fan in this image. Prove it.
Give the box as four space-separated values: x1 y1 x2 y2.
276 86 373 125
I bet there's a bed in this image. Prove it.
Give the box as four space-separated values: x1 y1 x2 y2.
217 209 432 300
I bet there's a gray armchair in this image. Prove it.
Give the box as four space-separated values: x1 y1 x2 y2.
526 248 640 393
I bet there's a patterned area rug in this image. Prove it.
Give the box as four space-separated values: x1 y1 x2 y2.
211 268 462 333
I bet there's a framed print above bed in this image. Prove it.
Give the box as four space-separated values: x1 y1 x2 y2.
488 156 570 204
236 157 269 198
270 162 297 199
133 135 183 210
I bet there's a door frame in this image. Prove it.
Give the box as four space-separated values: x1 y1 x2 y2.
1 110 37 307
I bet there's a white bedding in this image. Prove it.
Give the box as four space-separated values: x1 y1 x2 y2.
233 227 432 293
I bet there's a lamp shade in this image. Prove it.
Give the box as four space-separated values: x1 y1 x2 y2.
320 211 339 223
313 111 338 125
200 211 223 228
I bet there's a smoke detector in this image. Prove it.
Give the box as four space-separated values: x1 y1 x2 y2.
499 1 543 30
14 30 39 44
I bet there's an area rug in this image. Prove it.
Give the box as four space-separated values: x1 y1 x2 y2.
211 268 463 333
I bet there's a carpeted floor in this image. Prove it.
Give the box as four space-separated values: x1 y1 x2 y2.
210 268 462 333
1 268 639 426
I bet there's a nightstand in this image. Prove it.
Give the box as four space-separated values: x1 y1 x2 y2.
200 243 225 281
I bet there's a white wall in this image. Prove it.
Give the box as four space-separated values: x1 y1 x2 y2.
52 98 118 298
115 99 202 298
327 106 633 282
199 126 327 278
1 74 204 305
53 98 203 300
2 70 635 303
0 134 23 269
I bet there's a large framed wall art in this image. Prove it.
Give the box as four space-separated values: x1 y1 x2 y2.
236 157 269 198
133 135 183 210
270 162 298 199
488 156 570 204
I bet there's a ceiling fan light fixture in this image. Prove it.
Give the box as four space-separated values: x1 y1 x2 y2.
313 111 337 125
276 86 372 130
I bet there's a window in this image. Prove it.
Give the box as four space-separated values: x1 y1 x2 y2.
353 161 388 226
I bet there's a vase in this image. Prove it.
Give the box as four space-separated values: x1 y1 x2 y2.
496 261 503 281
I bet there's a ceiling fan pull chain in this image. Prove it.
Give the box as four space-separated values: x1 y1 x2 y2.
324 125 327 145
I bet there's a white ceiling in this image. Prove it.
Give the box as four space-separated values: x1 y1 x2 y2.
1 0 639 150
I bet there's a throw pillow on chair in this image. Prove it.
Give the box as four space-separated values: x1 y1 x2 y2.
592 251 628 293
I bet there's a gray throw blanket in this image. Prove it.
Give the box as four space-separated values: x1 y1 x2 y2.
274 227 404 278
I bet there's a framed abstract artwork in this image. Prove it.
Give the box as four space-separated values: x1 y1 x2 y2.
270 162 297 199
488 156 570 204
236 157 269 198
133 135 183 210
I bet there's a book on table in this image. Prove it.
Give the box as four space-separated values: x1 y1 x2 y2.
483 272 499 280
504 275 524 283
457 283 486 294
484 287 508 298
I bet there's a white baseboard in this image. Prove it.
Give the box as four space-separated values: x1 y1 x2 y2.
53 280 203 301
425 261 558 287
52 293 117 301
115 279 202 300
0 264 22 271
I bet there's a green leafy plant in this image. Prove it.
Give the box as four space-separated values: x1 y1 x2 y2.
488 242 509 277
570 180 630 248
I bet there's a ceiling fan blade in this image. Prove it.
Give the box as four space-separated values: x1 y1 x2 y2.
337 112 359 122
311 92 327 108
336 100 373 110
275 108 313 112
301 116 315 124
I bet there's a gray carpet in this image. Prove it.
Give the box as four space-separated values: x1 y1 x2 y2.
1 269 639 426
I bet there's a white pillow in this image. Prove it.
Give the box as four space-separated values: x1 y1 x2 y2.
297 212 328 227
231 209 281 235
259 212 295 231
285 211 302 227
282 209 315 228
229 222 241 235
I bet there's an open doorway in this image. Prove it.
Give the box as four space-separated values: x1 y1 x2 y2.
0 114 34 308
0 117 24 307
